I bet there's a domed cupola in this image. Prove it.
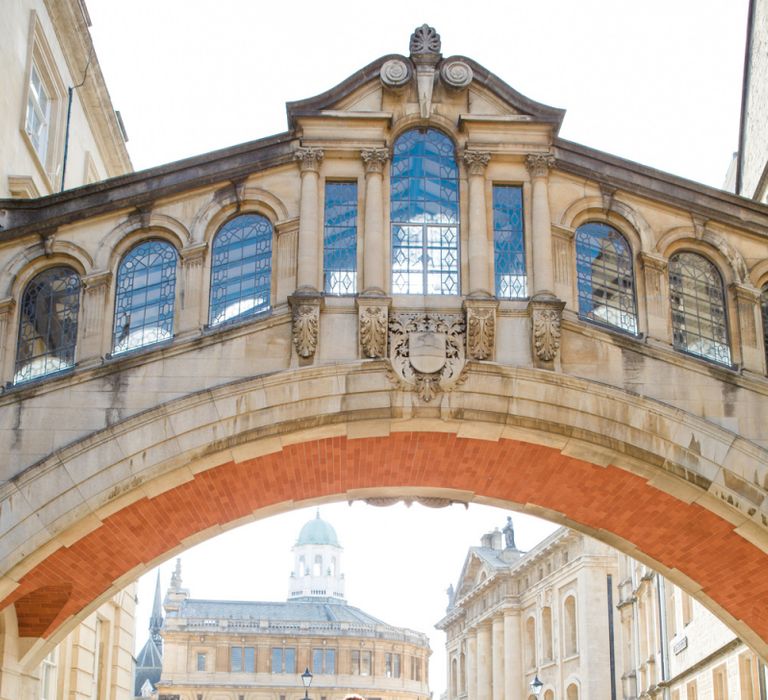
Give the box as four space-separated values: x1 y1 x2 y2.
289 511 345 602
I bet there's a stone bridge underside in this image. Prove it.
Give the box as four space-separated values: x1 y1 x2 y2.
2 362 768 664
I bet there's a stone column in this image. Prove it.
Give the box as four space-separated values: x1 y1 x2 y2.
504 610 521 700
640 252 671 344
80 271 111 363
464 150 492 297
526 153 556 297
361 148 389 295
294 146 324 292
466 631 477 700
291 146 324 361
491 616 505 700
732 283 766 374
179 243 207 335
0 298 16 382
476 623 492 700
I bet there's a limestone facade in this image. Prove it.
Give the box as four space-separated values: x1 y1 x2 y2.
152 514 431 700
436 524 619 700
0 0 131 197
1 22 768 698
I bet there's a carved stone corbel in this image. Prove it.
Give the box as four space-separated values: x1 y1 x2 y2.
527 294 566 370
289 293 323 360
463 298 499 361
357 296 390 359
409 24 441 119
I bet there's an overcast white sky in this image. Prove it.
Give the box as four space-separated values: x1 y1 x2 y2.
82 1 750 695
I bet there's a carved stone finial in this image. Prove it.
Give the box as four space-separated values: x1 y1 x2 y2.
463 150 491 176
171 558 183 589
409 24 441 56
294 147 324 173
361 148 389 175
526 153 556 179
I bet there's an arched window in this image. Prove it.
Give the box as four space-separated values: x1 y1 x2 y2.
575 222 637 334
567 683 579 700
525 616 536 670
313 554 322 577
564 595 578 656
15 266 80 384
544 691 554 700
390 128 459 295
669 252 731 365
112 240 177 354
209 213 272 327
760 285 767 369
459 651 466 693
542 606 553 661
451 658 458 699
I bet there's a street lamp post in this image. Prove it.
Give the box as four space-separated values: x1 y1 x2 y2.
529 674 543 697
302 667 313 700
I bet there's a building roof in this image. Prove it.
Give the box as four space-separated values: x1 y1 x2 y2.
296 512 340 547
134 636 162 696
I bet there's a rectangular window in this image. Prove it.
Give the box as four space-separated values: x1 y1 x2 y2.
385 653 401 678
713 664 727 700
197 652 206 672
244 647 255 673
231 646 243 672
351 649 372 676
492 185 527 299
26 63 51 163
312 648 336 674
323 182 358 294
410 656 422 681
740 652 757 700
686 680 697 700
272 647 296 673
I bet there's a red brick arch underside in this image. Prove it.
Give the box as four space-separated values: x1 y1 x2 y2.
4 432 768 653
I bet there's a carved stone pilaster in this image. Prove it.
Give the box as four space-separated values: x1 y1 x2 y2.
82 272 112 337
361 148 389 174
357 295 391 359
294 147 324 173
527 294 566 370
640 252 670 343
463 150 491 176
732 283 765 373
0 297 16 382
525 153 556 179
463 298 499 361
289 293 323 360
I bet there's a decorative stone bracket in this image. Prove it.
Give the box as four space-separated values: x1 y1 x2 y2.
463 298 499 361
357 295 390 359
288 292 323 359
528 294 566 370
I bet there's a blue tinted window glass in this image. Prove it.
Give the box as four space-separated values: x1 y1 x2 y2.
323 182 357 294
15 266 80 383
575 223 638 335
209 214 272 326
391 129 459 295
669 252 731 365
492 185 527 298
761 285 768 370
112 240 177 354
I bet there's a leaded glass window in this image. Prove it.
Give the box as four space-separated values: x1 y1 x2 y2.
209 214 272 327
112 240 177 354
575 223 638 334
15 266 80 384
493 185 527 298
669 252 731 365
323 182 357 294
391 128 459 295
761 285 768 370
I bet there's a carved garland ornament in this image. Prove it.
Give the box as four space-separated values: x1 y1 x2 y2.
532 308 562 362
387 312 467 402
467 308 495 361
292 303 320 358
359 305 388 358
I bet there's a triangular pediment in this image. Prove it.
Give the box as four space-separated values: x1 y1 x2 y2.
287 26 564 131
454 550 495 601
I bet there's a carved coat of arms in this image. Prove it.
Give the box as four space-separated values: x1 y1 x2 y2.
387 313 467 401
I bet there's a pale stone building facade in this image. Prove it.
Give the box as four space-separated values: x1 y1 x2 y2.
436 522 620 700
154 514 431 700
0 0 131 198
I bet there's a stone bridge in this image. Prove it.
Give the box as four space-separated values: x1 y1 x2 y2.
1 25 767 691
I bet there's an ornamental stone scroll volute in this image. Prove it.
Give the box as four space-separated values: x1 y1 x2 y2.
387 312 467 402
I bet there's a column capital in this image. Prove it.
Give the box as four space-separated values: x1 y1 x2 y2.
180 243 208 267
361 148 389 174
639 251 668 274
463 150 491 176
731 282 762 303
525 153 556 178
0 297 16 315
82 271 112 293
294 146 324 173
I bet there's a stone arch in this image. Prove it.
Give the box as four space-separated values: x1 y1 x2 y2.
2 244 91 299
2 363 768 666
559 195 655 253
94 212 190 270
388 113 461 150
657 227 748 285
563 593 578 656
749 259 768 289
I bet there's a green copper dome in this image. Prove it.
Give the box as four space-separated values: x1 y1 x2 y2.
296 512 340 546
